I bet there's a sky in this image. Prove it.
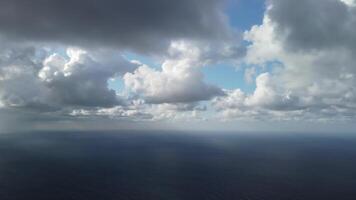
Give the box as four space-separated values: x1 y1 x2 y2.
0 0 356 133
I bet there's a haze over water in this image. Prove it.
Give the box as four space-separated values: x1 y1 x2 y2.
1 131 356 200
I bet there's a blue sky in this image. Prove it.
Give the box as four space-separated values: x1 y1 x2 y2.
227 0 265 31
205 0 265 92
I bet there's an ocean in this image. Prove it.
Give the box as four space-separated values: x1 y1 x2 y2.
0 131 355 200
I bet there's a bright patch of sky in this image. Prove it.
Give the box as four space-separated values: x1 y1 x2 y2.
108 78 125 92
204 0 265 93
202 64 255 93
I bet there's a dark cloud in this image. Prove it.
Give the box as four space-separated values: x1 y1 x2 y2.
268 0 356 52
0 0 231 53
0 47 138 110
39 49 138 107
0 46 50 110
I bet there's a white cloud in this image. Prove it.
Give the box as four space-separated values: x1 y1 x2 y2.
38 47 138 107
0 47 50 110
340 0 355 6
0 46 139 110
124 41 225 104
214 0 356 122
2 0 356 131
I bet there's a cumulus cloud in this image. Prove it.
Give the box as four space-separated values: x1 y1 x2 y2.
0 46 138 111
214 0 356 122
213 73 305 120
0 46 51 110
0 0 246 131
124 41 226 104
0 0 233 53
2 0 356 131
38 48 138 107
268 0 356 52
0 43 214 129
0 0 254 131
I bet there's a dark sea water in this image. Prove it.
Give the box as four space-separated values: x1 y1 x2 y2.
0 131 356 200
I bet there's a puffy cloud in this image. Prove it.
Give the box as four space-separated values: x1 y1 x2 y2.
0 38 242 130
213 73 305 120
2 0 356 131
0 46 138 110
0 0 233 53
38 48 138 107
214 0 356 122
245 73 303 111
0 0 249 131
0 42 211 127
0 46 51 110
124 41 226 104
268 0 356 52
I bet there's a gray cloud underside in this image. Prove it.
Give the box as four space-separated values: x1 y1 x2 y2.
0 46 139 110
269 0 356 52
0 0 231 53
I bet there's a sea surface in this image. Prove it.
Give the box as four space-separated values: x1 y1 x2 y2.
0 131 356 200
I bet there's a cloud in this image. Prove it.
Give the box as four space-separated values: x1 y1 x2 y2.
69 106 153 121
0 46 138 110
2 0 356 131
0 0 232 53
0 43 212 128
38 48 138 107
0 0 248 131
213 73 306 120
124 41 226 104
268 0 356 53
245 73 303 110
0 46 51 110
68 99 207 123
214 0 356 122
0 40 240 130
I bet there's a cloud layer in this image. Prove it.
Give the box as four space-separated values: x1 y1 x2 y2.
0 0 232 53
